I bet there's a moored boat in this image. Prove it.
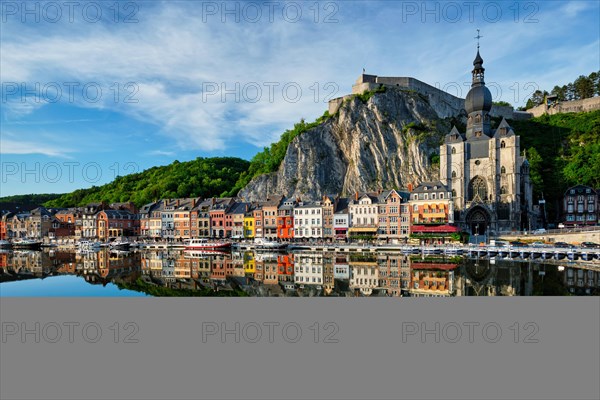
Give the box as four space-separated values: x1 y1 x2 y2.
110 238 131 250
253 238 287 250
185 238 231 250
12 239 42 249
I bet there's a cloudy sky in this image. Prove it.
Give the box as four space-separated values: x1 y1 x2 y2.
1 0 598 196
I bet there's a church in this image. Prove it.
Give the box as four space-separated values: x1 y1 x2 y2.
439 47 536 239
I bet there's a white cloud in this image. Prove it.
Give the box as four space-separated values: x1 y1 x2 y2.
1 0 597 152
0 139 72 157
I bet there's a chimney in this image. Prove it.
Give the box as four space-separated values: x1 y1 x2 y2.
212 197 216 206
176 199 180 207
355 191 359 201
407 183 413 192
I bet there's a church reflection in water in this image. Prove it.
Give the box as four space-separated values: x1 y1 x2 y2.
1 249 598 296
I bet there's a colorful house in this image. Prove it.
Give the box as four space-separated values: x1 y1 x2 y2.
277 197 296 241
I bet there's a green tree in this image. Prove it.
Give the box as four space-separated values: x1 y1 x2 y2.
573 75 594 99
526 147 544 196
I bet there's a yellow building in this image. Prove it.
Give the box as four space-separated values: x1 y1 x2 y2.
243 213 255 238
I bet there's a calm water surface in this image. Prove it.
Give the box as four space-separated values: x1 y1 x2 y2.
0 249 598 297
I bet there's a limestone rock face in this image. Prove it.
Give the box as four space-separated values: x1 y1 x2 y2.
239 88 452 201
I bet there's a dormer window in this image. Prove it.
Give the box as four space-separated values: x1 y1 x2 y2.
500 141 506 148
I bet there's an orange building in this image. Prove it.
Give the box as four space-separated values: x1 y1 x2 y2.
96 210 137 240
409 182 458 244
277 198 296 241
0 215 7 240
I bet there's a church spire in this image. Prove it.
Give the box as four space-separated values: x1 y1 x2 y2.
464 30 492 139
472 30 485 86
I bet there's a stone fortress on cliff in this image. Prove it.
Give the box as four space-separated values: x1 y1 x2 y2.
328 71 600 121
328 73 530 121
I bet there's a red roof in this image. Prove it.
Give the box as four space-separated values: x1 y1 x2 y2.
411 225 460 233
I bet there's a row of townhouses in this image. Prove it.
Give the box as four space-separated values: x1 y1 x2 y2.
2 184 596 242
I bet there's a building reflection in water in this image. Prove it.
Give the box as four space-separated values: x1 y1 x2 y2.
1 249 598 296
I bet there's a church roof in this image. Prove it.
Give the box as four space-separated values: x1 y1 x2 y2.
473 50 483 67
445 126 465 143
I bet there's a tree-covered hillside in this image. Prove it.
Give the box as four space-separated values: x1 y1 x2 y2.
42 157 250 208
0 193 64 212
509 110 600 221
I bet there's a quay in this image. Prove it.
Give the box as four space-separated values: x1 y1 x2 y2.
232 242 600 263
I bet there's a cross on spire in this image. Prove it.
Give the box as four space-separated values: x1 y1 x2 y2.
474 29 482 49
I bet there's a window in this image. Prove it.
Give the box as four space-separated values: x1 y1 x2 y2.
451 147 456 154
501 166 506 174
440 193 444 199
469 176 488 201
452 189 456 197
500 141 506 148
501 186 507 195
451 171 457 178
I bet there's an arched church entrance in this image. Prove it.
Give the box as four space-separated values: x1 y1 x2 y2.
466 206 490 244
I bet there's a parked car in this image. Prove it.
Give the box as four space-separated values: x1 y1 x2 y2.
554 242 575 248
558 223 565 229
531 241 549 247
509 241 528 247
580 242 600 248
532 228 547 234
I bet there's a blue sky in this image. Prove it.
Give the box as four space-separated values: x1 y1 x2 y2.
1 0 598 197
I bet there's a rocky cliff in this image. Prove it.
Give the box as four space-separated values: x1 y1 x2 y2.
239 87 457 201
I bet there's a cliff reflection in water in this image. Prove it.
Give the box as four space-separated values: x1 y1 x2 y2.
1 249 598 296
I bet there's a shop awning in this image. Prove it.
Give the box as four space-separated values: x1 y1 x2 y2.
348 226 378 233
411 225 459 233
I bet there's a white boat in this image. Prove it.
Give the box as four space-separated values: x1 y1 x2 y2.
12 239 42 249
184 238 231 250
253 238 287 250
110 238 131 250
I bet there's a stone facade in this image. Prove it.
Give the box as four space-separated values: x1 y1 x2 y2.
527 96 600 117
439 50 535 239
